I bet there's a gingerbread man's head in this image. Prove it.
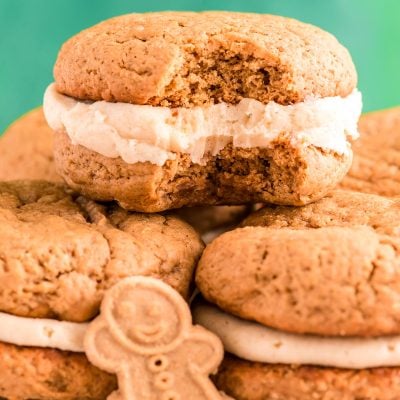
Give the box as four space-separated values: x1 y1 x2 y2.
102 277 192 355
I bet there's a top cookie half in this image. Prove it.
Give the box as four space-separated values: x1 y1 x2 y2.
54 12 357 106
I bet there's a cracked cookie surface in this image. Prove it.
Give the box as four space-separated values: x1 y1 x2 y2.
54 12 356 106
196 190 400 337
0 181 203 322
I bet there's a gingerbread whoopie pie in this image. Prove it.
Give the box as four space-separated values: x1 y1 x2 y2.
194 190 400 400
0 181 203 400
44 11 361 212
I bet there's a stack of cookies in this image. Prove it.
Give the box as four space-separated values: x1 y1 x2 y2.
0 10 399 400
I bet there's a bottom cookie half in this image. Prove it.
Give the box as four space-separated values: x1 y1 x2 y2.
54 131 351 212
214 354 400 400
0 342 116 400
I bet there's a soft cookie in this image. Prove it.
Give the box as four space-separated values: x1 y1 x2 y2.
0 107 59 181
194 190 400 400
0 181 203 400
44 11 361 212
340 106 400 196
85 276 225 400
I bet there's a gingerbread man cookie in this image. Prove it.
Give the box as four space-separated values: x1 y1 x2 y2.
84 276 225 400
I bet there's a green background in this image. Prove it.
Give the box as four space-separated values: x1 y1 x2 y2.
1 0 399 134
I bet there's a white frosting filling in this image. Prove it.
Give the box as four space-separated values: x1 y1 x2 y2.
3 303 400 369
193 304 400 369
0 311 87 352
43 83 362 166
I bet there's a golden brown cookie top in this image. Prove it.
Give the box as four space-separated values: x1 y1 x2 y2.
54 11 357 107
340 106 400 196
0 108 59 181
0 181 203 322
242 189 400 235
196 190 400 337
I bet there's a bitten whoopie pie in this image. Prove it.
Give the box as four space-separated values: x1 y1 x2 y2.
44 11 361 212
194 190 400 400
0 181 203 400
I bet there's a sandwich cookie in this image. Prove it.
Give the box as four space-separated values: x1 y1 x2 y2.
341 106 400 196
0 181 203 400
0 108 59 181
195 190 400 399
44 11 361 212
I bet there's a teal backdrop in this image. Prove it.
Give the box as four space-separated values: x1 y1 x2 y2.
1 0 399 133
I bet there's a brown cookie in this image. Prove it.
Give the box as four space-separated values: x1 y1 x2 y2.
341 106 400 196
0 180 203 400
54 12 355 106
215 355 400 400
0 342 117 400
194 190 400 400
46 11 358 212
0 107 59 181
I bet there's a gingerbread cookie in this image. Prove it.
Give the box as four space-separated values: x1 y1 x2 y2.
215 355 400 400
85 276 225 400
0 107 59 181
44 11 360 212
341 106 400 196
194 190 400 399
0 180 203 399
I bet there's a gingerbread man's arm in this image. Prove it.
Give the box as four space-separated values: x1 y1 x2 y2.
85 315 153 400
84 318 129 374
183 325 224 374
174 325 225 399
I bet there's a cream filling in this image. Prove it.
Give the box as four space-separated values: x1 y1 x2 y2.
43 83 362 166
193 304 400 369
0 311 87 352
